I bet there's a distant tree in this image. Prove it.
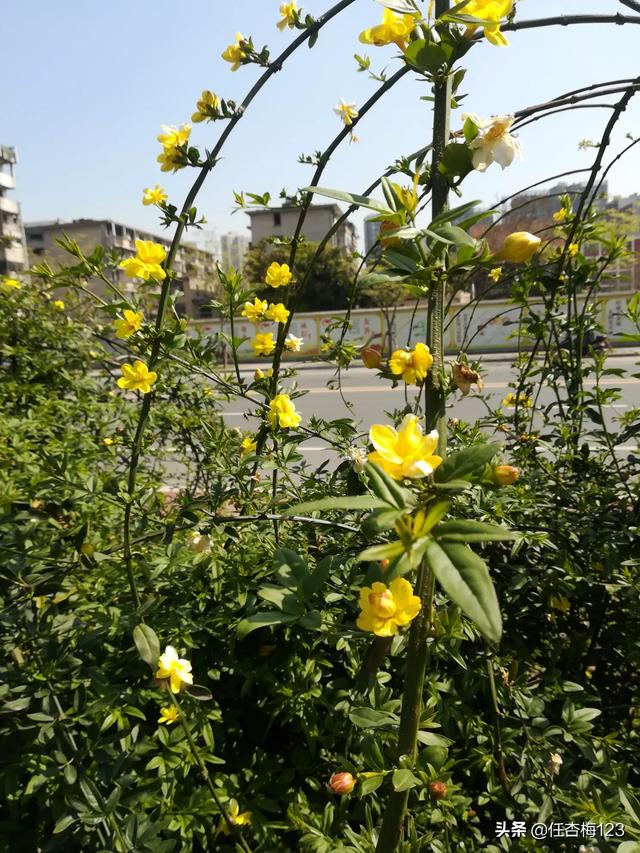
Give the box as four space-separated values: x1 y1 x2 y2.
243 238 357 312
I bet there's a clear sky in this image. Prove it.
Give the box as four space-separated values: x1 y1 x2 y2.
2 0 639 250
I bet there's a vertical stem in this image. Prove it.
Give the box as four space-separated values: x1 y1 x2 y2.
376 9 452 850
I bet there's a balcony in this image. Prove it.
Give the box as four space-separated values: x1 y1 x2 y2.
0 244 27 266
0 197 19 215
0 171 16 191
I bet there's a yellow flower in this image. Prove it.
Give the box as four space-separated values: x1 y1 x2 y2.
359 8 418 51
142 185 167 206
241 297 268 322
222 33 248 71
187 530 211 553
216 799 252 838
284 333 303 352
53 300 65 311
119 239 167 281
489 267 502 282
357 578 421 637
265 261 292 288
502 391 533 408
553 208 568 223
158 705 180 725
192 90 221 123
333 100 359 127
388 343 433 385
156 645 193 694
277 1 298 30
241 436 257 454
102 437 114 446
267 394 301 429
113 309 144 339
369 414 442 480
252 332 276 357
462 0 513 47
492 464 519 486
156 124 191 172
568 243 579 257
265 302 290 324
496 232 541 263
117 360 158 394
0 277 21 293
463 113 520 172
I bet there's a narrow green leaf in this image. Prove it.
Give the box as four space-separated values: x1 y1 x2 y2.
305 186 393 215
133 624 160 669
434 443 501 483
185 684 213 701
426 540 502 643
236 612 298 639
436 520 516 543
392 769 421 791
359 772 386 795
349 707 398 729
358 541 405 563
53 815 77 834
283 496 387 515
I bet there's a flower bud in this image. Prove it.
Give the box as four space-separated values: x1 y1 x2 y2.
496 231 541 263
379 219 402 247
254 368 265 381
361 346 382 370
379 558 390 571
492 465 519 487
80 542 95 557
428 781 448 800
329 772 356 795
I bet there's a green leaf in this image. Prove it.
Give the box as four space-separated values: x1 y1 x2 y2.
133 624 160 669
403 39 451 74
422 500 451 533
435 520 516 543
283 496 387 515
434 443 501 483
392 769 421 792
417 731 454 747
358 541 405 563
236 612 298 639
362 508 406 537
438 142 474 179
364 463 414 509
305 186 393 215
257 584 303 615
426 540 502 643
53 815 77 834
349 707 398 729
359 772 386 795
299 610 322 630
273 548 309 589
185 684 213 701
300 556 335 600
362 734 386 772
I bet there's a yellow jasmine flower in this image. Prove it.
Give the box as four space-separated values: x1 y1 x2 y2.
252 332 276 357
502 391 533 408
117 360 158 394
222 33 248 71
113 309 144 339
265 261 293 288
553 208 568 223
156 124 191 172
493 464 519 486
119 239 167 281
496 232 541 263
568 243 579 257
0 277 21 293
216 799 252 838
265 302 290 323
187 530 211 553
241 297 268 322
388 343 433 385
462 113 520 172
359 8 419 51
489 267 502 282
463 0 513 47
357 578 421 637
192 90 221 123
53 300 65 311
285 333 303 352
277 1 298 30
156 645 193 694
241 436 258 454
369 415 442 480
142 185 167 206
158 705 180 725
102 437 114 446
333 100 359 127
267 394 301 429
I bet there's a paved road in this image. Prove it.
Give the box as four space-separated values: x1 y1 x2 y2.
218 352 640 463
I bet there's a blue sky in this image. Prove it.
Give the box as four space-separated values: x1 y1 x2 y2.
2 0 639 250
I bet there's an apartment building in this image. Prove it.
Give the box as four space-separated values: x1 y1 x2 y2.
0 146 28 277
25 219 218 317
247 203 358 253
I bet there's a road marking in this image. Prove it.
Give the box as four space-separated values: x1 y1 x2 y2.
224 412 251 416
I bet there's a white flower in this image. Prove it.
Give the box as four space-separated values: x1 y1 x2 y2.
548 752 563 776
285 333 304 352
333 99 359 127
462 113 521 172
345 446 368 474
187 530 211 553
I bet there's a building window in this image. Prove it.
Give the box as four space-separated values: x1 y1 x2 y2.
273 212 281 227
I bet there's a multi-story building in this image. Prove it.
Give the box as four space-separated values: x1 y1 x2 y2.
247 203 358 253
25 219 219 318
0 146 28 277
363 215 382 258
219 231 249 271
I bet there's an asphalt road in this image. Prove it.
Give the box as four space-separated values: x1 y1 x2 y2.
219 352 640 463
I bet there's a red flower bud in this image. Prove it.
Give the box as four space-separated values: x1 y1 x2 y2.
361 346 382 370
329 772 356 795
428 781 448 800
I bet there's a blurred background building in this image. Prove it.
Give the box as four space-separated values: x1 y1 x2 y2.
0 145 28 277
